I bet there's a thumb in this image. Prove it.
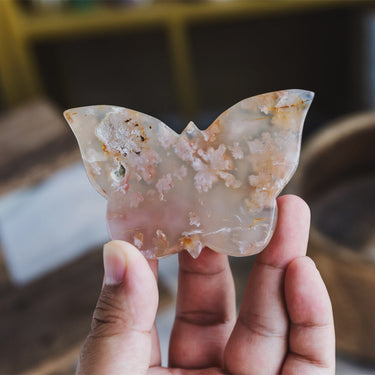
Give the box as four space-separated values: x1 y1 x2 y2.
76 240 159 375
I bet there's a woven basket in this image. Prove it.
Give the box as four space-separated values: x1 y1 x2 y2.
292 112 375 363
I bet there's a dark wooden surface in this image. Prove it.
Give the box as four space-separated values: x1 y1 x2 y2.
0 247 173 374
0 248 103 374
0 98 80 196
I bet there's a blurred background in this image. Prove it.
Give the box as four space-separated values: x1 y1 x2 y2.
1 0 375 373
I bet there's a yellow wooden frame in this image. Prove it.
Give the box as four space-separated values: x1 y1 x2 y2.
0 0 370 117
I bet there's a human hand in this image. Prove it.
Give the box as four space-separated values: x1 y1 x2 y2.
76 195 335 374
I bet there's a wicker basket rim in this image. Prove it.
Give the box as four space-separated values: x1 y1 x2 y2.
295 111 375 264
309 227 375 264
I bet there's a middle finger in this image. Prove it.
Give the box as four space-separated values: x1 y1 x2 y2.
169 248 236 369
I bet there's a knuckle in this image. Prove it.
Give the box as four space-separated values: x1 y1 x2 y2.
177 309 230 327
238 311 286 338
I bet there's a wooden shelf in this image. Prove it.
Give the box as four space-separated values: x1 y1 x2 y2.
11 1 348 39
0 0 372 116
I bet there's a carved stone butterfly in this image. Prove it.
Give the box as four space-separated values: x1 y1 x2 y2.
64 89 313 259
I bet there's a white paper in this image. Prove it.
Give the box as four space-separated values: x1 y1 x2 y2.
0 163 109 285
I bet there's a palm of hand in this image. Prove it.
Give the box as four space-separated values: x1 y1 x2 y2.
77 196 335 375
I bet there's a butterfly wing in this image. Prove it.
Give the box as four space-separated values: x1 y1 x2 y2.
64 105 178 198
65 105 186 258
199 89 314 255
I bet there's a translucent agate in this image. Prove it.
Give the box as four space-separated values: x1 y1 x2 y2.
64 89 313 259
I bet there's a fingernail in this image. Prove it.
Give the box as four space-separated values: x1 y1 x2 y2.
305 256 317 267
104 242 126 285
